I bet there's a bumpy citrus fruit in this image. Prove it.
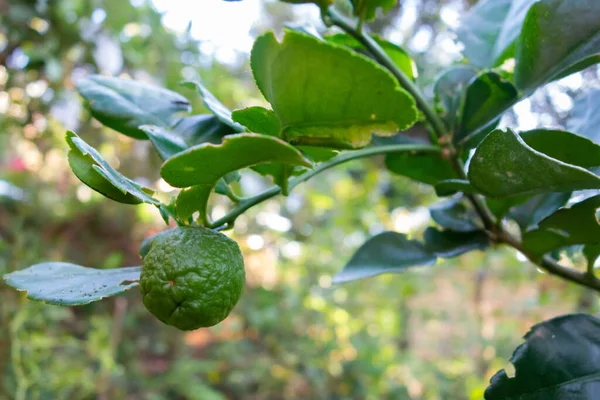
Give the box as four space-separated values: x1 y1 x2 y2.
140 226 245 330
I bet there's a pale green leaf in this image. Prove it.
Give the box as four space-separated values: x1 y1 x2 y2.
3 263 140 305
251 30 417 149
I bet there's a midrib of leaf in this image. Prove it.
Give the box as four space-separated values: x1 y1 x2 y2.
505 371 600 400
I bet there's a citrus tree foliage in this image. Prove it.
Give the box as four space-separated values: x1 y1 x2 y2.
3 0 600 397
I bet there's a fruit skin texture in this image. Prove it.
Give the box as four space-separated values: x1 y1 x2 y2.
140 226 245 331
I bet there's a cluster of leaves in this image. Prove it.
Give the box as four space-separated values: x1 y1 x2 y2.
3 0 600 397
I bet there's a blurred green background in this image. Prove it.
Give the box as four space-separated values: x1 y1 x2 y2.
1 0 599 399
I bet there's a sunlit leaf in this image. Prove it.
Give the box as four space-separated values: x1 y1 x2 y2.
468 129 600 198
485 314 600 399
232 106 281 137
161 133 312 200
351 0 397 22
66 131 158 205
251 30 417 149
76 75 190 139
3 263 140 306
333 232 436 283
324 33 416 81
514 0 600 92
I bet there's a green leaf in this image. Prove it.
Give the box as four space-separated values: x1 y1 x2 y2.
214 172 241 196
433 65 478 131
468 129 600 198
485 314 600 400
251 30 417 149
429 198 480 232
66 131 159 205
522 195 600 257
434 179 478 197
508 192 571 231
324 33 416 81
333 231 436 283
456 0 536 67
231 106 281 137
456 72 518 144
514 0 600 92
423 227 489 258
351 0 397 22
3 263 140 305
181 81 244 132
385 152 456 185
161 133 311 188
175 184 213 222
140 125 187 161
568 89 600 143
486 196 530 219
520 129 600 168
583 244 600 269
76 75 190 140
172 114 237 146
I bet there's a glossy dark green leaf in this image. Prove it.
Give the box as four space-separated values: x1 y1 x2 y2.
434 179 478 197
429 198 480 232
76 75 190 139
468 129 600 198
508 192 571 231
456 0 535 67
251 30 417 149
522 195 600 257
583 244 600 269
175 184 213 222
568 89 600 143
172 114 237 146
3 263 140 305
456 72 518 144
385 152 456 185
231 106 281 137
514 0 600 92
140 125 187 161
485 314 600 400
324 33 416 81
520 129 600 168
161 133 312 188
486 196 530 219
66 131 158 205
333 232 436 284
423 227 489 258
181 81 244 132
433 65 478 131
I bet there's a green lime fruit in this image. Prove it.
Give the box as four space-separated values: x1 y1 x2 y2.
140 226 245 331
